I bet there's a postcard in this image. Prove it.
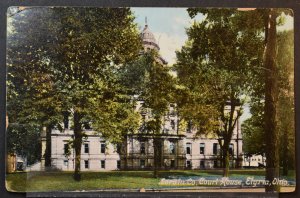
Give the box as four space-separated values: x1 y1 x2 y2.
5 6 295 195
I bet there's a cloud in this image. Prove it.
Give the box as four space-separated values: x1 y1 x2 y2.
174 16 190 27
153 32 187 65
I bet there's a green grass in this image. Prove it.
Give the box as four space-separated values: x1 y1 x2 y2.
6 171 161 192
6 169 295 192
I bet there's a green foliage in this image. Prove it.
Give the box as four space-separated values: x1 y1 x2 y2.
7 8 63 163
175 8 274 177
7 7 142 176
120 51 175 134
175 9 264 138
242 30 294 170
142 52 175 116
241 102 265 156
6 124 41 165
277 30 294 170
119 49 175 177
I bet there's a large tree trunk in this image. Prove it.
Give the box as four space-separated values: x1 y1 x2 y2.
221 99 238 177
153 138 160 178
123 135 128 170
248 156 251 167
282 127 288 176
264 9 279 192
44 125 52 168
73 109 83 181
222 141 230 177
218 140 223 168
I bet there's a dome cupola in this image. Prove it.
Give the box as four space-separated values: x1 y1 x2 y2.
140 18 160 51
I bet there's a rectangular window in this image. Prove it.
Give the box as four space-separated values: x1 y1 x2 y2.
64 144 68 155
116 144 121 153
140 142 145 154
213 143 218 155
171 160 175 168
117 160 121 169
186 143 191 154
84 160 89 169
186 160 191 168
213 160 218 168
170 141 175 154
200 143 205 154
101 142 106 153
229 144 234 155
200 160 205 168
84 143 89 154
170 120 175 130
101 160 105 169
64 160 68 166
140 159 145 168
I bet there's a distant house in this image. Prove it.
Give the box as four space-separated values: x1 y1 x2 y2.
242 154 266 168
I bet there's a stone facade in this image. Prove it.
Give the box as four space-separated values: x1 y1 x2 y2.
47 117 242 171
50 129 120 171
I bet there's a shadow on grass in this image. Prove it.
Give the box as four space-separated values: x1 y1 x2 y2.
6 169 295 192
8 169 268 181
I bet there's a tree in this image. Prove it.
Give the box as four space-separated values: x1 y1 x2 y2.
241 102 265 158
7 7 142 181
49 7 142 181
242 29 294 174
120 51 175 177
262 9 280 192
175 8 263 177
7 7 63 167
182 9 294 191
277 30 294 176
237 9 293 191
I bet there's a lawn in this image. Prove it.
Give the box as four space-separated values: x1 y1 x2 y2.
6 169 295 192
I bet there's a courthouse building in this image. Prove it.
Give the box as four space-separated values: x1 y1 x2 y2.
43 23 243 171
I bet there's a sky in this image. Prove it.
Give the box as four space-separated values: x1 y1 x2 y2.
132 8 204 65
132 8 293 123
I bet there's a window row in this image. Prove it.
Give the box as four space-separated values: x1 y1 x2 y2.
83 160 107 169
63 142 115 155
186 143 234 155
138 142 235 155
63 160 122 169
140 159 176 168
63 112 92 130
186 160 216 168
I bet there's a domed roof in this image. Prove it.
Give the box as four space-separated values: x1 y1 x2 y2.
140 24 160 50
